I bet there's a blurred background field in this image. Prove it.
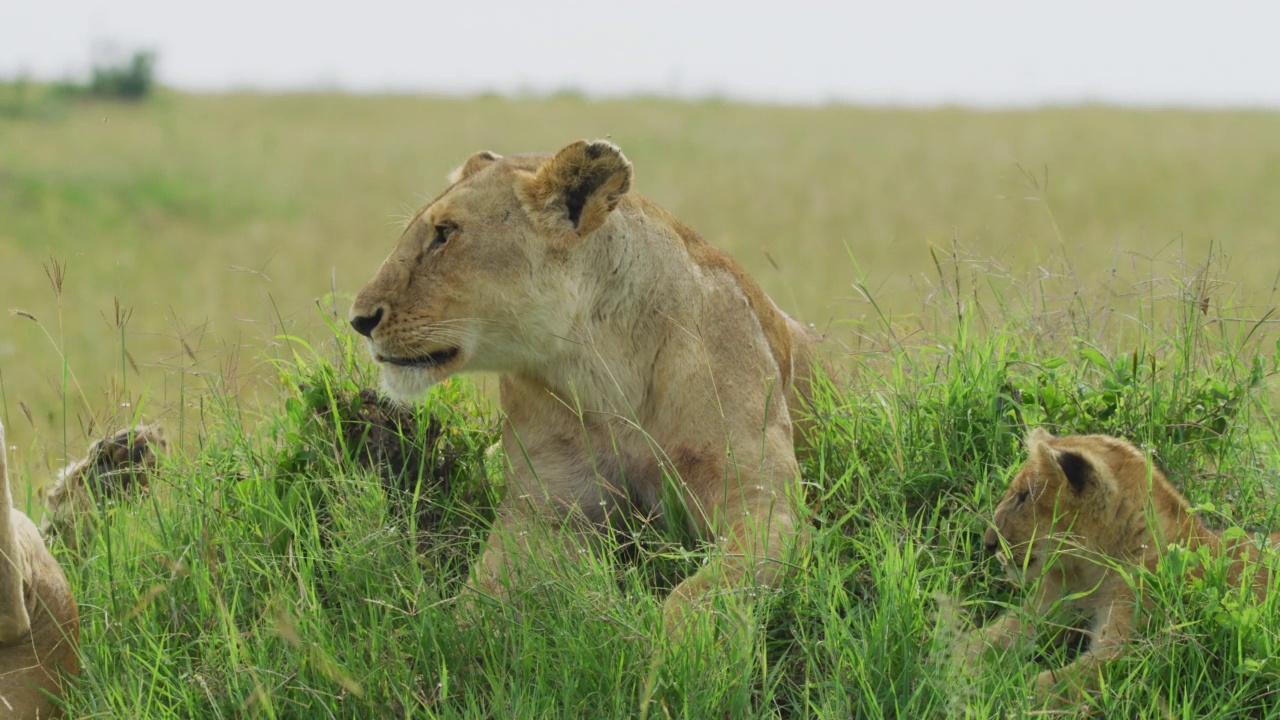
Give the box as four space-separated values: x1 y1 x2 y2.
3 91 1279 472
3 5 1280 716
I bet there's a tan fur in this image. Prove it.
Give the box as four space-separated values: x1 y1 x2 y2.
965 428 1278 705
0 420 80 718
350 139 821 636
40 424 166 552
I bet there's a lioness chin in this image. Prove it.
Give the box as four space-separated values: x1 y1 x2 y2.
350 139 820 637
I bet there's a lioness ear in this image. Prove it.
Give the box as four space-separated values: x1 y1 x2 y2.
519 139 632 237
448 150 502 184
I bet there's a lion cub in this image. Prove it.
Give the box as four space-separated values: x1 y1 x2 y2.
967 428 1278 704
40 423 166 551
0 420 80 718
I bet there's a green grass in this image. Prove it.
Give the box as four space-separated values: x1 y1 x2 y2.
34 247 1280 719
1 93 1279 717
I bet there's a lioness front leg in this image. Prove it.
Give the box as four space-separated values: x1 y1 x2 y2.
467 507 540 605
465 487 605 614
468 509 601 600
662 457 806 638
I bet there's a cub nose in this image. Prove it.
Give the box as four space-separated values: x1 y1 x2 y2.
983 527 1000 555
350 307 385 338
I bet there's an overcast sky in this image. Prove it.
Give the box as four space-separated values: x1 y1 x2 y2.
3 0 1279 107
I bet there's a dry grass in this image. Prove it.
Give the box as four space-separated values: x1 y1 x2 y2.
2 92 1279 472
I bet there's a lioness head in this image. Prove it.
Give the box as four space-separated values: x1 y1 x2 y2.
984 429 1153 584
349 139 633 399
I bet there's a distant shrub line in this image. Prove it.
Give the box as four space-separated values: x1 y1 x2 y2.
0 49 157 119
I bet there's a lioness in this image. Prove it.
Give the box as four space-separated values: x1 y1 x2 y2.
967 428 1278 704
0 420 80 718
349 139 820 633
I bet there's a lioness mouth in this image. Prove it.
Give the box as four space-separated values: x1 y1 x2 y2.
378 347 461 368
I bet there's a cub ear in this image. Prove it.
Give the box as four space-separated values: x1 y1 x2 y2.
1055 450 1093 493
1026 427 1054 447
448 150 502 184
1030 432 1095 495
519 139 632 237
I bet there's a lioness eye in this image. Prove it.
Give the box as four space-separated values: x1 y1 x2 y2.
1015 490 1030 506
430 224 455 249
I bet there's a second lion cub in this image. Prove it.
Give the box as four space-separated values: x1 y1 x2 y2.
966 428 1278 704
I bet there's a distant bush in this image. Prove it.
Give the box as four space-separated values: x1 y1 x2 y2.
88 50 156 101
0 48 157 118
0 75 36 117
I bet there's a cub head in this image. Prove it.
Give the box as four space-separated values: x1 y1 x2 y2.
40 422 167 549
349 139 633 399
983 429 1144 584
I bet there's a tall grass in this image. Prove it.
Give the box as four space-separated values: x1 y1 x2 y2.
1 243 1263 718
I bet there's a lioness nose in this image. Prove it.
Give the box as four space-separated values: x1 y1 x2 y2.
350 307 385 338
983 527 1000 554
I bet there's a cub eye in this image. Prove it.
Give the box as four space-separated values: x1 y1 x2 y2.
430 223 456 249
1015 490 1030 506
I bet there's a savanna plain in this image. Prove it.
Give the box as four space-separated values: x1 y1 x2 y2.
2 91 1280 718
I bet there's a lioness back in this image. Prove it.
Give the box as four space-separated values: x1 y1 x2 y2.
627 195 812 389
